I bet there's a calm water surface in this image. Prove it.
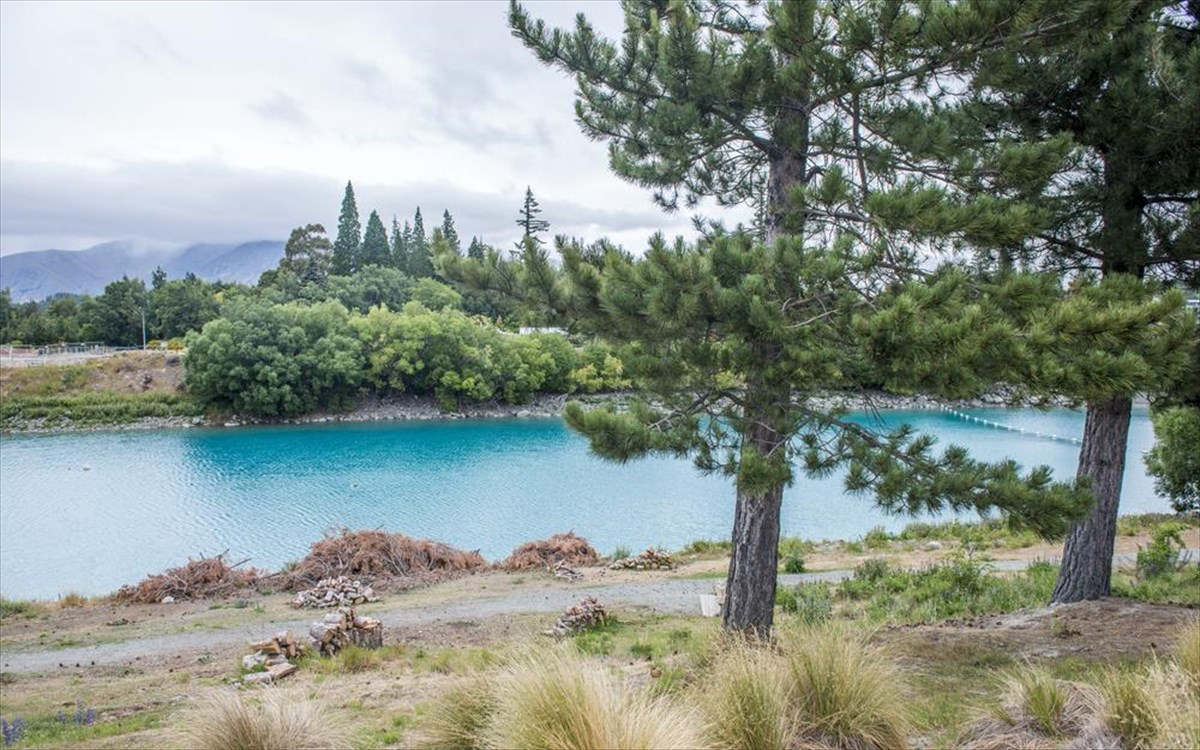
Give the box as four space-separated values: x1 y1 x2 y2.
0 407 1161 599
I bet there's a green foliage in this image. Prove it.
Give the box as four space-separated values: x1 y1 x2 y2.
88 276 149 346
184 300 362 417
515 186 549 246
149 274 221 340
1145 406 1200 513
782 555 806 574
280 224 333 286
1134 522 1189 580
1 392 201 428
408 207 433 278
568 341 630 393
325 265 415 313
411 278 462 311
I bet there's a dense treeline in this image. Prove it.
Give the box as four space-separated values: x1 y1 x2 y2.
184 299 627 416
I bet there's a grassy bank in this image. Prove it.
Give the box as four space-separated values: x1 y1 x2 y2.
0 392 203 429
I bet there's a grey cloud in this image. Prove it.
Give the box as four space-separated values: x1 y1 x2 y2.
0 159 688 255
252 92 314 129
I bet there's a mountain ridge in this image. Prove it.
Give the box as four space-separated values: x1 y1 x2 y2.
0 240 285 300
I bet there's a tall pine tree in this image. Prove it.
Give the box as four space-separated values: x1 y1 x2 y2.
467 236 487 260
438 0 1127 635
332 181 362 276
360 210 391 267
516 187 550 246
441 210 462 255
951 2 1199 601
394 219 412 273
408 207 434 278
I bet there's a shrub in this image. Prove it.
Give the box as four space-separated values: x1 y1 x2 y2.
782 555 806 573
1135 521 1189 579
792 583 834 627
697 638 797 750
863 526 892 549
487 648 699 750
779 624 910 749
178 689 352 750
959 668 1106 750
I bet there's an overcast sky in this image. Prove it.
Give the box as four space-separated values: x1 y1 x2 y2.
0 1 745 256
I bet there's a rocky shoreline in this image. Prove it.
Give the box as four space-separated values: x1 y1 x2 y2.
3 387 1081 436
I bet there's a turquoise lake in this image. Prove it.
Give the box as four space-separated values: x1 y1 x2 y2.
0 407 1162 599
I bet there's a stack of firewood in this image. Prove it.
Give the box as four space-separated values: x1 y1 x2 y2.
308 606 383 656
608 548 675 571
241 631 304 684
292 576 380 608
545 596 607 638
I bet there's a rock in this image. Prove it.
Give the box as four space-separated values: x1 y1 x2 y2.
242 672 272 685
160 595 175 603
267 663 298 680
242 654 266 670
924 541 943 551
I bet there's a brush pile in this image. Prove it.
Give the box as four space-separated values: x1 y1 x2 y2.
241 631 305 684
500 531 599 571
545 596 607 638
282 529 486 591
608 547 675 571
291 576 379 608
113 553 259 603
308 606 383 656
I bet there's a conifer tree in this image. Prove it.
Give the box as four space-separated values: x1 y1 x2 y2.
408 207 434 278
390 217 408 272
441 210 462 255
947 3 1200 601
467 236 487 260
360 210 391 267
332 181 362 276
516 187 550 246
394 219 412 273
438 0 1141 636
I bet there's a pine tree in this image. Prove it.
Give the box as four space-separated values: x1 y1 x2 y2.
947 4 1200 602
332 181 362 276
516 187 550 246
393 219 411 273
408 207 434 278
360 210 391 268
441 210 461 255
439 0 1130 636
467 236 487 260
280 223 333 285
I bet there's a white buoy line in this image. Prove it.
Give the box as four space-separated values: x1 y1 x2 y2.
940 406 1083 446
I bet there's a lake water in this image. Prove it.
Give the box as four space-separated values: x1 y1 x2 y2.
0 407 1162 599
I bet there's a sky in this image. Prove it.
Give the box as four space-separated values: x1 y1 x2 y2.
0 0 745 256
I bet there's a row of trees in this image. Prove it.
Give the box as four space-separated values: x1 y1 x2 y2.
183 298 628 416
435 0 1199 636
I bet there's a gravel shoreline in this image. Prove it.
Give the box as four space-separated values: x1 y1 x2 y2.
3 387 1079 436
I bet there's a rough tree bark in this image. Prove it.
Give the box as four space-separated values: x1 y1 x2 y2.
1051 395 1133 602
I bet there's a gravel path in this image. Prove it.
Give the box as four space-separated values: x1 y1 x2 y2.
1 551 1184 674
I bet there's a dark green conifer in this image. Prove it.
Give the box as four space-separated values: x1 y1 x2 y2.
332 181 362 276
516 187 550 246
360 210 391 267
408 207 434 278
441 210 461 255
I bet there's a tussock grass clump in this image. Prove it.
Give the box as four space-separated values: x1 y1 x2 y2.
696 638 796 750
488 648 698 749
780 624 910 750
417 675 495 750
283 529 486 590
1099 660 1199 750
1173 619 1200 688
178 689 352 750
958 668 1107 750
113 553 259 603
500 531 599 571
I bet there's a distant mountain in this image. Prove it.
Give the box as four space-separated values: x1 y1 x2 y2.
0 240 284 300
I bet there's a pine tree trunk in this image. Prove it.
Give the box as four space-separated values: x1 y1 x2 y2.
722 413 786 638
722 479 784 638
1051 395 1133 603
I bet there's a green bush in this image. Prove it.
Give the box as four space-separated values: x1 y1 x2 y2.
1135 522 1189 579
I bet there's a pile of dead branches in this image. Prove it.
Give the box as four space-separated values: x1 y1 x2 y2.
281 529 486 591
500 531 600 571
113 553 259 603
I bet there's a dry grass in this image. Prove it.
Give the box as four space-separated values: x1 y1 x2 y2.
416 675 496 750
959 668 1107 750
1175 618 1200 689
112 553 259 603
696 637 797 750
779 624 910 750
282 529 486 590
176 688 353 750
1101 660 1200 750
499 531 600 571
